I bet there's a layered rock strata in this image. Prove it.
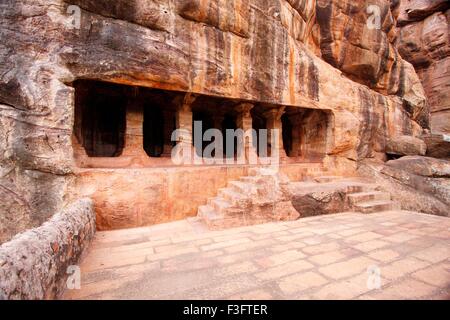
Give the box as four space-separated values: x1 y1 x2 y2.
394 0 450 137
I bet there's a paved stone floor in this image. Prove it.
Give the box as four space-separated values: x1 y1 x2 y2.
63 211 450 300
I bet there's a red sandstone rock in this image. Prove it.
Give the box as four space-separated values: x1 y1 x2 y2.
386 135 427 156
386 155 450 177
358 160 449 216
0 0 439 236
422 133 450 159
396 0 449 25
396 0 450 137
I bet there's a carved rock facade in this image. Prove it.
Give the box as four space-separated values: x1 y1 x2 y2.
0 0 439 240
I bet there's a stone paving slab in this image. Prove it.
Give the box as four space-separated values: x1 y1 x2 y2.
63 211 450 300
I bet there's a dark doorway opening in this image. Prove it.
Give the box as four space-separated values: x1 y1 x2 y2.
222 114 238 158
143 106 164 157
281 114 293 156
252 111 267 157
74 81 126 157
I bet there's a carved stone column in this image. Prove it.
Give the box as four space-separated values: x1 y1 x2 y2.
122 101 146 157
173 93 196 162
264 106 287 160
236 102 256 163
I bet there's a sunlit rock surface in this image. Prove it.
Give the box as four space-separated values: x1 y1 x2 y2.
0 0 440 240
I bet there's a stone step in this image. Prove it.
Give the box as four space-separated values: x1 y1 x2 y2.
198 204 245 230
345 184 374 194
228 180 252 193
348 191 391 205
198 205 218 219
308 170 330 177
355 200 401 214
208 197 232 214
218 188 251 207
240 176 259 183
314 176 342 183
218 188 242 201
204 215 247 230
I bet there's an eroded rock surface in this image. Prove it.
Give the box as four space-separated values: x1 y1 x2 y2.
395 0 450 135
0 0 440 238
0 199 95 299
386 135 427 156
422 133 450 159
386 155 450 177
359 159 450 216
291 182 350 217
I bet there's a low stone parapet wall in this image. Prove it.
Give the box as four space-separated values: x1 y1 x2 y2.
0 199 95 300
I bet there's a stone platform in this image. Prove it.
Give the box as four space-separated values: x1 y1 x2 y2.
63 211 450 300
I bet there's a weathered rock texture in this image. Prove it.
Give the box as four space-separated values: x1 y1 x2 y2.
0 0 435 236
291 182 351 217
385 134 427 156
395 0 450 136
291 177 400 216
358 158 450 216
422 133 450 159
0 199 95 300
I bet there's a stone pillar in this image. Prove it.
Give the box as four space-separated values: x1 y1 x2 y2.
173 93 196 162
162 108 175 157
264 106 287 160
236 102 256 163
122 101 146 157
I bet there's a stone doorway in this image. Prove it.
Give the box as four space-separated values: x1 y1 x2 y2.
73 80 127 157
282 107 332 162
70 80 333 230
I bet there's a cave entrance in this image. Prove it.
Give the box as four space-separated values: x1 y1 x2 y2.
73 80 179 164
282 108 331 161
143 106 164 157
282 113 293 157
73 81 126 157
189 95 241 160
72 80 332 167
222 114 238 159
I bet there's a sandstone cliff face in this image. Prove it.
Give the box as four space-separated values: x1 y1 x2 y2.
395 0 450 135
0 0 430 241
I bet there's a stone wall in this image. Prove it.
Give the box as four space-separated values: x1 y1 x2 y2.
73 163 328 230
0 198 95 300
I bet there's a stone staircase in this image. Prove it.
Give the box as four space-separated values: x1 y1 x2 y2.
311 176 401 214
197 170 402 230
198 167 299 230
